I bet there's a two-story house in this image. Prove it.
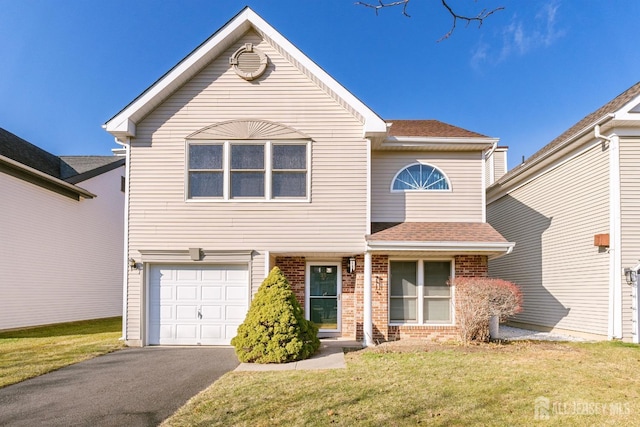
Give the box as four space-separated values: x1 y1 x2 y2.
104 7 513 347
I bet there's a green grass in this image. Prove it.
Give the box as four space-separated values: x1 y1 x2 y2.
0 317 124 388
162 340 640 426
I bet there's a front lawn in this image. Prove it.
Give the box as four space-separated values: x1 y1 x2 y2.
0 317 124 388
163 340 640 426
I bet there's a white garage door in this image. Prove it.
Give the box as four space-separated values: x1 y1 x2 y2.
148 264 249 345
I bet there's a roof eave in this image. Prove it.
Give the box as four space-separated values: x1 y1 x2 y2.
365 240 515 259
0 155 96 200
379 136 498 150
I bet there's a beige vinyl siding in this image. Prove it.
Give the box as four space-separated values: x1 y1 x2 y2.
124 31 367 340
488 143 610 336
0 167 124 330
371 151 483 222
619 137 640 341
494 150 507 181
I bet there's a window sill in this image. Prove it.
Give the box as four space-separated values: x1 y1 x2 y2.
389 322 456 327
185 198 311 203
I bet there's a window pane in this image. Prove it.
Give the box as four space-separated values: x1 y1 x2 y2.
189 172 223 197
231 144 264 169
273 145 306 169
309 298 337 329
310 266 337 296
231 172 264 197
390 298 417 322
424 298 451 322
390 261 417 296
424 261 451 287
189 145 222 169
273 172 306 197
392 164 449 190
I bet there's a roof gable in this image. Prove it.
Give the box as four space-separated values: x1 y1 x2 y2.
104 7 387 142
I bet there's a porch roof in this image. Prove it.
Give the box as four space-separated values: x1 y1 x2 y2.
366 222 514 259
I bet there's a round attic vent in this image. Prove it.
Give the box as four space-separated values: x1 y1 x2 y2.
229 43 268 81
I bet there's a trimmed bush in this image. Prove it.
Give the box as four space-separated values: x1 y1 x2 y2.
231 267 320 363
450 277 522 343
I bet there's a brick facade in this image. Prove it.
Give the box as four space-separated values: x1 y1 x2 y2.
276 254 489 343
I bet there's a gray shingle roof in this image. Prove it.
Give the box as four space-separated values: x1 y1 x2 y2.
0 128 123 183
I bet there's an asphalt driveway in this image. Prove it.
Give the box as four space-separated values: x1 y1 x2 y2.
0 347 239 426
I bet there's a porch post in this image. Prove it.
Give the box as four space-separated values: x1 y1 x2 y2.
364 251 373 347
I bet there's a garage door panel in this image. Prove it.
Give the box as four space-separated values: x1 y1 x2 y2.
176 269 198 281
176 286 197 300
176 324 198 339
148 264 249 345
201 305 222 320
226 304 247 321
226 286 248 301
201 286 223 300
176 305 198 320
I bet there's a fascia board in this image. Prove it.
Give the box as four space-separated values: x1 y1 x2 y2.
0 155 96 199
366 240 515 253
105 7 387 139
382 136 498 149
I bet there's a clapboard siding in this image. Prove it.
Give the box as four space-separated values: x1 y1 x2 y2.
619 137 640 341
371 151 483 222
1 167 124 330
488 143 610 336
125 31 368 339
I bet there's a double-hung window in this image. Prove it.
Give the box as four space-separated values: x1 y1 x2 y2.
187 141 308 200
389 260 453 324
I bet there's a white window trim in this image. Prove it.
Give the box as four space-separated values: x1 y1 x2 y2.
185 139 311 202
390 162 453 193
388 257 456 327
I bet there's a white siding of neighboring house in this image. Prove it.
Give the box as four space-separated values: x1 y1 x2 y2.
619 136 640 341
488 141 610 337
371 151 484 222
0 166 125 330
124 31 368 341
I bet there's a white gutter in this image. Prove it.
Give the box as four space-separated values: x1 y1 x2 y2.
114 137 131 342
363 252 373 347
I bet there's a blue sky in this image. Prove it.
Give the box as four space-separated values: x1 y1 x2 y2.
1 0 639 170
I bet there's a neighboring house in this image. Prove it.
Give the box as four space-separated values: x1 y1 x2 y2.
0 128 125 330
104 7 513 347
487 82 640 343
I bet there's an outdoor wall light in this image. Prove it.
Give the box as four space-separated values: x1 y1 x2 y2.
624 268 637 286
347 256 356 274
128 258 137 270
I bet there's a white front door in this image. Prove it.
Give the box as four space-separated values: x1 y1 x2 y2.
148 264 249 345
306 262 341 333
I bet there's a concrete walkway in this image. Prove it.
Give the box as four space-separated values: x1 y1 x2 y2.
235 339 362 371
0 347 239 427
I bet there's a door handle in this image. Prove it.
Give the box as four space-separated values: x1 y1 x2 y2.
197 308 203 319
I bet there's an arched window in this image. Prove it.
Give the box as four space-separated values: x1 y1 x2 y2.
391 163 450 192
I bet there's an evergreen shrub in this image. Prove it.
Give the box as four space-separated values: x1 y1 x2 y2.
231 267 320 363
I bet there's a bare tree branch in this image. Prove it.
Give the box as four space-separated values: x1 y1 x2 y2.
354 0 411 17
354 0 504 41
438 0 504 42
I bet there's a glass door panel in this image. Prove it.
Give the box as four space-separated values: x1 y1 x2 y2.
309 265 339 331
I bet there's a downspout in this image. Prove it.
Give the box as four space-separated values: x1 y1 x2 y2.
114 137 131 342
595 125 623 339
